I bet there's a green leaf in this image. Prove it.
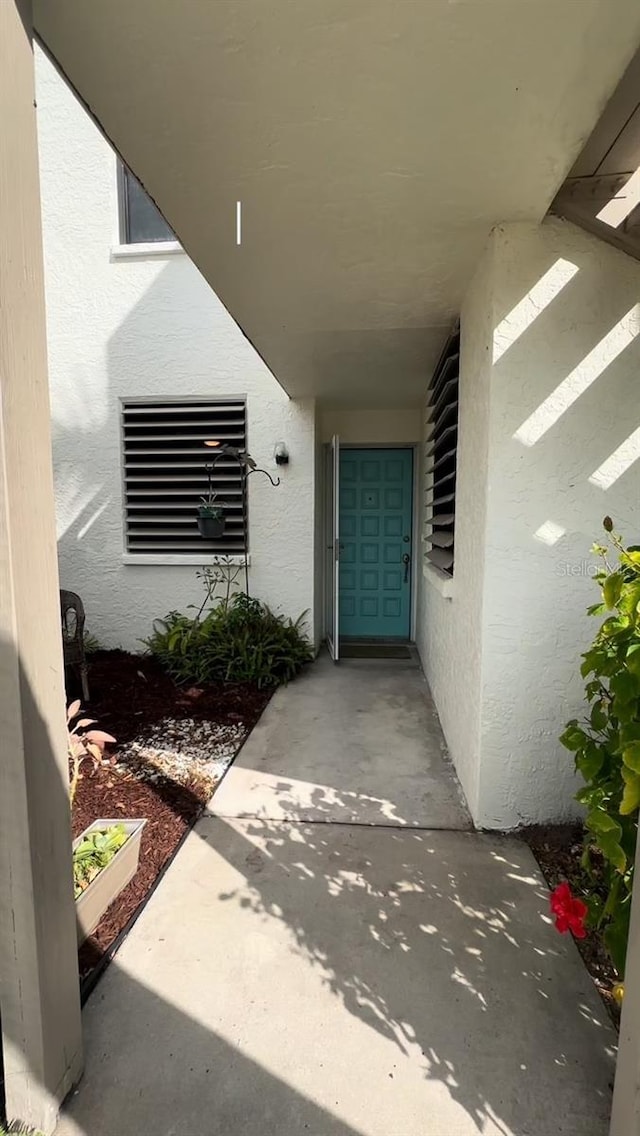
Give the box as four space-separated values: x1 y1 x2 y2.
581 652 600 678
620 722 640 746
575 785 597 805
627 643 640 676
604 903 632 976
620 767 640 815
590 701 608 731
586 810 622 839
560 725 587 752
587 602 607 617
622 741 640 773
576 743 604 781
604 572 624 610
597 831 627 873
611 669 640 705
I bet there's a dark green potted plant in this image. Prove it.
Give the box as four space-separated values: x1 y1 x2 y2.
197 490 225 538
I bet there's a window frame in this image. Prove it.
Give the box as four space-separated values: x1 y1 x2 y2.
116 160 176 248
120 395 249 559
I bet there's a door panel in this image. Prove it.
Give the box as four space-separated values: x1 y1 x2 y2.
339 448 413 639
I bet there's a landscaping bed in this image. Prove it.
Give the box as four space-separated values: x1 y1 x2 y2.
71 649 272 990
521 823 621 1027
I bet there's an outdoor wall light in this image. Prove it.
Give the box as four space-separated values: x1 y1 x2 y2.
274 442 289 466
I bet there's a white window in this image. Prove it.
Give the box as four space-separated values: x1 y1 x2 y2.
424 322 459 576
121 399 248 555
118 160 174 245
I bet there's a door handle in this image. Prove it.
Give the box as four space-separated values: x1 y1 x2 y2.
402 553 411 583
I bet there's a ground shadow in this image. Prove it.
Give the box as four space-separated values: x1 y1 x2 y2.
197 810 616 1136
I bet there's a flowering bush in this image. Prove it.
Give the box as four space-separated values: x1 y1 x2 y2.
559 519 640 976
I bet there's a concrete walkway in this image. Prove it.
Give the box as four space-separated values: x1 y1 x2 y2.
211 653 471 828
55 660 617 1136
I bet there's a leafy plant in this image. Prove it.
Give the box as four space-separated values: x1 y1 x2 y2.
67 700 116 806
198 488 225 519
83 631 102 654
145 574 313 689
560 518 640 975
73 824 128 898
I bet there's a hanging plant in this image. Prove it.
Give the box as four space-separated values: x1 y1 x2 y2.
197 490 225 539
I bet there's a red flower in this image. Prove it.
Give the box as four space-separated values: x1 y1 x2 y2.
550 882 588 939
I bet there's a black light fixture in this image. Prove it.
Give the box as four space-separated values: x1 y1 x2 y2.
274 442 289 466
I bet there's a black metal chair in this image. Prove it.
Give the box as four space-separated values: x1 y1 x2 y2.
60 589 90 701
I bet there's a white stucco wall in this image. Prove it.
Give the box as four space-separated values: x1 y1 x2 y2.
416 246 493 816
418 217 640 828
321 409 420 445
35 49 317 653
481 218 640 827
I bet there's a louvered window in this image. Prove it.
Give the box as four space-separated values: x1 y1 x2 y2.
121 399 247 554
424 323 460 575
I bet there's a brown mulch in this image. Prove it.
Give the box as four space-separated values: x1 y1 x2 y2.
520 823 621 1028
81 648 271 745
70 650 272 987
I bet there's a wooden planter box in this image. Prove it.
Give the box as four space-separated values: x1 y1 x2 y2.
73 818 146 945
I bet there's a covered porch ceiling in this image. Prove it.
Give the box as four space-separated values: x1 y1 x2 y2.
34 0 640 407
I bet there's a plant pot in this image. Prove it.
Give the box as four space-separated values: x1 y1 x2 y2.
73 818 146 945
197 514 225 539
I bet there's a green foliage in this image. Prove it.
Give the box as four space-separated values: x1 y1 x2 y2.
83 631 102 654
73 824 128 899
145 570 313 689
560 520 640 976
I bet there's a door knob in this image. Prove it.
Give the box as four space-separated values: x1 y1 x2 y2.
402 552 411 583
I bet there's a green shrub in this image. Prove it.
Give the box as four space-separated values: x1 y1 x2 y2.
146 590 313 689
560 518 640 976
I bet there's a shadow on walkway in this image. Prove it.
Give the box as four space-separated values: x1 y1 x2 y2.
56 811 617 1136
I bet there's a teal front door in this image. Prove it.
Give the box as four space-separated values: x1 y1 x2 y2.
339 448 413 639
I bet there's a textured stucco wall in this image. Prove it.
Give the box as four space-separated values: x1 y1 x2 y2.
321 409 420 445
35 49 317 652
418 218 640 828
416 244 494 818
479 218 640 827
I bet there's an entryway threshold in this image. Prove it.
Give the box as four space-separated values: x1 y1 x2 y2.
339 641 413 660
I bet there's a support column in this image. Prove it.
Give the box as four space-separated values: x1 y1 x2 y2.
0 2 83 1132
610 831 640 1134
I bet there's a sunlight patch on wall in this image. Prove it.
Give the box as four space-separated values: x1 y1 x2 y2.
596 166 640 229
55 467 102 539
533 520 566 546
76 497 111 540
514 305 640 447
492 258 579 364
589 425 640 490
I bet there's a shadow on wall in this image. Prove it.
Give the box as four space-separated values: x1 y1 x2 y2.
51 258 296 651
51 263 184 631
58 780 617 1136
